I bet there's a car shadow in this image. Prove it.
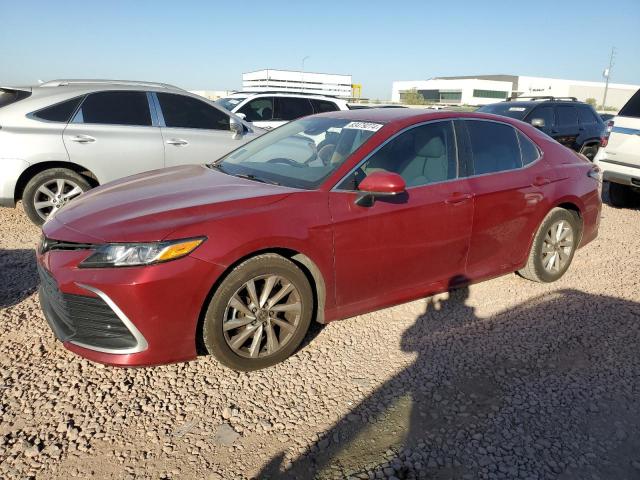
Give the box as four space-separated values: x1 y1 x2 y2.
0 248 39 308
256 282 640 479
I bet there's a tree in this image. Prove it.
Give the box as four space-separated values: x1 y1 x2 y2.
585 98 597 107
400 88 427 105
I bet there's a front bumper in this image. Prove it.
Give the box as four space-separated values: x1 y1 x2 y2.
37 248 225 366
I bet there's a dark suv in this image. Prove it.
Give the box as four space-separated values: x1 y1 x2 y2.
477 97 605 160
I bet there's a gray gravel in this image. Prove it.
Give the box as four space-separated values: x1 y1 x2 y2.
1 196 640 480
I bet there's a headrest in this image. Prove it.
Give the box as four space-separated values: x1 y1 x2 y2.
415 131 445 158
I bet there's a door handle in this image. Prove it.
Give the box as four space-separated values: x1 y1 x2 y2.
445 192 473 205
532 176 551 187
166 138 188 146
69 135 95 143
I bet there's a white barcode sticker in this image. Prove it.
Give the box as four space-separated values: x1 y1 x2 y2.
508 107 526 111
344 121 383 132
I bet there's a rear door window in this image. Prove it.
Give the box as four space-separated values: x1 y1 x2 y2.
275 97 314 121
556 106 578 127
75 91 151 126
32 97 83 122
311 99 339 113
157 93 230 130
466 120 522 175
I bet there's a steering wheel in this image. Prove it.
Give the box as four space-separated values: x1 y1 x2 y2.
267 158 305 167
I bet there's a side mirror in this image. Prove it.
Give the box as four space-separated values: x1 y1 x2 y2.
355 171 406 206
235 112 247 120
531 118 545 128
230 117 244 140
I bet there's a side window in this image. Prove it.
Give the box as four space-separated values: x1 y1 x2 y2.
238 98 274 122
275 97 314 121
516 131 540 166
577 105 598 124
466 120 522 175
529 106 555 128
75 91 151 126
556 106 578 127
311 99 339 113
32 97 83 123
360 121 458 188
157 93 230 130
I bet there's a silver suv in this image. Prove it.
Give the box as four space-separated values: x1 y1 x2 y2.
0 79 262 224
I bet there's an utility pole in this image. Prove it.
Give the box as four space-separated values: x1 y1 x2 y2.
602 47 616 110
301 56 310 94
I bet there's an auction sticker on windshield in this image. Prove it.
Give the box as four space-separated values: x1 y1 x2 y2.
344 121 383 132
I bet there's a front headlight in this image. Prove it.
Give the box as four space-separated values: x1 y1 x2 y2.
79 238 205 268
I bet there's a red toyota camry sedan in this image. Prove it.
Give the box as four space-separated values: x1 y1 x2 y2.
37 109 602 370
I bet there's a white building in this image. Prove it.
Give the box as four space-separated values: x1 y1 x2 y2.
391 74 640 109
189 90 234 101
242 69 353 98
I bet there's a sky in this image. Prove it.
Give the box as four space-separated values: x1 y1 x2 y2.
1 0 639 100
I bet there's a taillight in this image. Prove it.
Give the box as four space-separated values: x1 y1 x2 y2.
601 120 614 147
588 165 603 195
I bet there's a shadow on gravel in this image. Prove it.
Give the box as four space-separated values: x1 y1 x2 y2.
0 248 38 308
258 283 640 480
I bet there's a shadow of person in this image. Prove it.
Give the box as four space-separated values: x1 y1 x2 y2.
256 283 640 480
258 276 479 479
0 248 38 308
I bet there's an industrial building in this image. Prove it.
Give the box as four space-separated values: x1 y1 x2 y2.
242 69 359 99
391 74 640 109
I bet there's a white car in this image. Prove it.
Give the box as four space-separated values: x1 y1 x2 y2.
0 79 263 224
215 92 349 130
594 89 640 207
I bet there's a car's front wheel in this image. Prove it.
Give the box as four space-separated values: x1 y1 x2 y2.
518 208 580 283
22 168 91 225
202 253 313 371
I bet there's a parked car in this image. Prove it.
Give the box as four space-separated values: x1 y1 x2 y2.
0 80 262 225
477 97 605 161
594 88 640 207
215 92 349 130
599 113 615 123
37 108 602 370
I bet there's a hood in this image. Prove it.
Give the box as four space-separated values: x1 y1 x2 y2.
43 165 293 243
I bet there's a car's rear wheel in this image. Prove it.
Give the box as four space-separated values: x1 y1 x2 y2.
202 253 313 371
579 144 599 161
608 182 640 208
22 168 91 225
518 208 579 283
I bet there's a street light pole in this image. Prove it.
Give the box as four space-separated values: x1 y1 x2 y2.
602 46 616 110
301 56 310 94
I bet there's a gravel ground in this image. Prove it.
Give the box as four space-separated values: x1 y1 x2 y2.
1 195 640 480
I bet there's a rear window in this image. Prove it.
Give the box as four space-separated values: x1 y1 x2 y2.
476 103 532 120
0 89 32 109
619 89 640 118
32 97 83 123
311 99 339 113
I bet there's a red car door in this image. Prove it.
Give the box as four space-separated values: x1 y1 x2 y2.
461 119 553 279
328 120 474 318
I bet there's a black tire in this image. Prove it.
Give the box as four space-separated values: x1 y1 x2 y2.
518 208 580 283
608 182 640 208
202 253 313 371
579 144 598 161
22 168 92 225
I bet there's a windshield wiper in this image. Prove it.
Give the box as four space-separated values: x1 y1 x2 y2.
234 173 281 186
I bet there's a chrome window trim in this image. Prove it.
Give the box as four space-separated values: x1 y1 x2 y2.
147 91 160 127
72 283 149 355
330 117 544 193
150 91 166 127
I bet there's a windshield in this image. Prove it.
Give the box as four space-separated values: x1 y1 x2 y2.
215 96 247 111
477 103 532 120
216 116 382 189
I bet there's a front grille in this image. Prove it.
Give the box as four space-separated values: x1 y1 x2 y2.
38 264 137 350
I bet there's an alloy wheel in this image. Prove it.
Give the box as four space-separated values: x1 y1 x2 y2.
223 274 302 359
33 178 84 220
541 220 574 272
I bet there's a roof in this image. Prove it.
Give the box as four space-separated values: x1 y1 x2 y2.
317 107 456 123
